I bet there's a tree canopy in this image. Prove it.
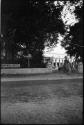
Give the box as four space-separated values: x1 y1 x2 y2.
1 0 65 66
61 3 83 59
1 0 83 66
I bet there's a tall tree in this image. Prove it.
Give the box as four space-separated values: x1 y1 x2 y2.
61 1 83 59
2 0 65 67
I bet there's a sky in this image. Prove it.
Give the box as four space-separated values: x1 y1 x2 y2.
43 0 83 58
43 33 67 58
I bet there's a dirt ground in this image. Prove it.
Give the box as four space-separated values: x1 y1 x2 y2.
1 78 83 124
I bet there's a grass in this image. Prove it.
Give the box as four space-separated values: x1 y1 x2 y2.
1 79 83 124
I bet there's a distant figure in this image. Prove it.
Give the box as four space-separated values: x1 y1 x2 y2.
64 56 69 72
72 60 78 72
64 56 69 63
57 62 59 69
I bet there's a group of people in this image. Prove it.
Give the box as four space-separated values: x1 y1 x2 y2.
47 56 81 73
58 56 79 73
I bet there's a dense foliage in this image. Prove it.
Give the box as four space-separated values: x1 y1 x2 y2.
1 0 83 66
62 4 83 59
1 0 65 67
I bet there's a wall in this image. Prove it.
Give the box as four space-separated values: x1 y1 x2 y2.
1 68 52 75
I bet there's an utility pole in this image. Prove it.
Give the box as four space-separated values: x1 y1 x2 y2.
24 54 32 68
28 56 30 68
27 54 32 68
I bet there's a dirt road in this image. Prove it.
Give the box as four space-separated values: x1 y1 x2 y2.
1 78 83 124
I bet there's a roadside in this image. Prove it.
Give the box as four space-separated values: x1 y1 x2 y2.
1 68 83 77
1 72 83 82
